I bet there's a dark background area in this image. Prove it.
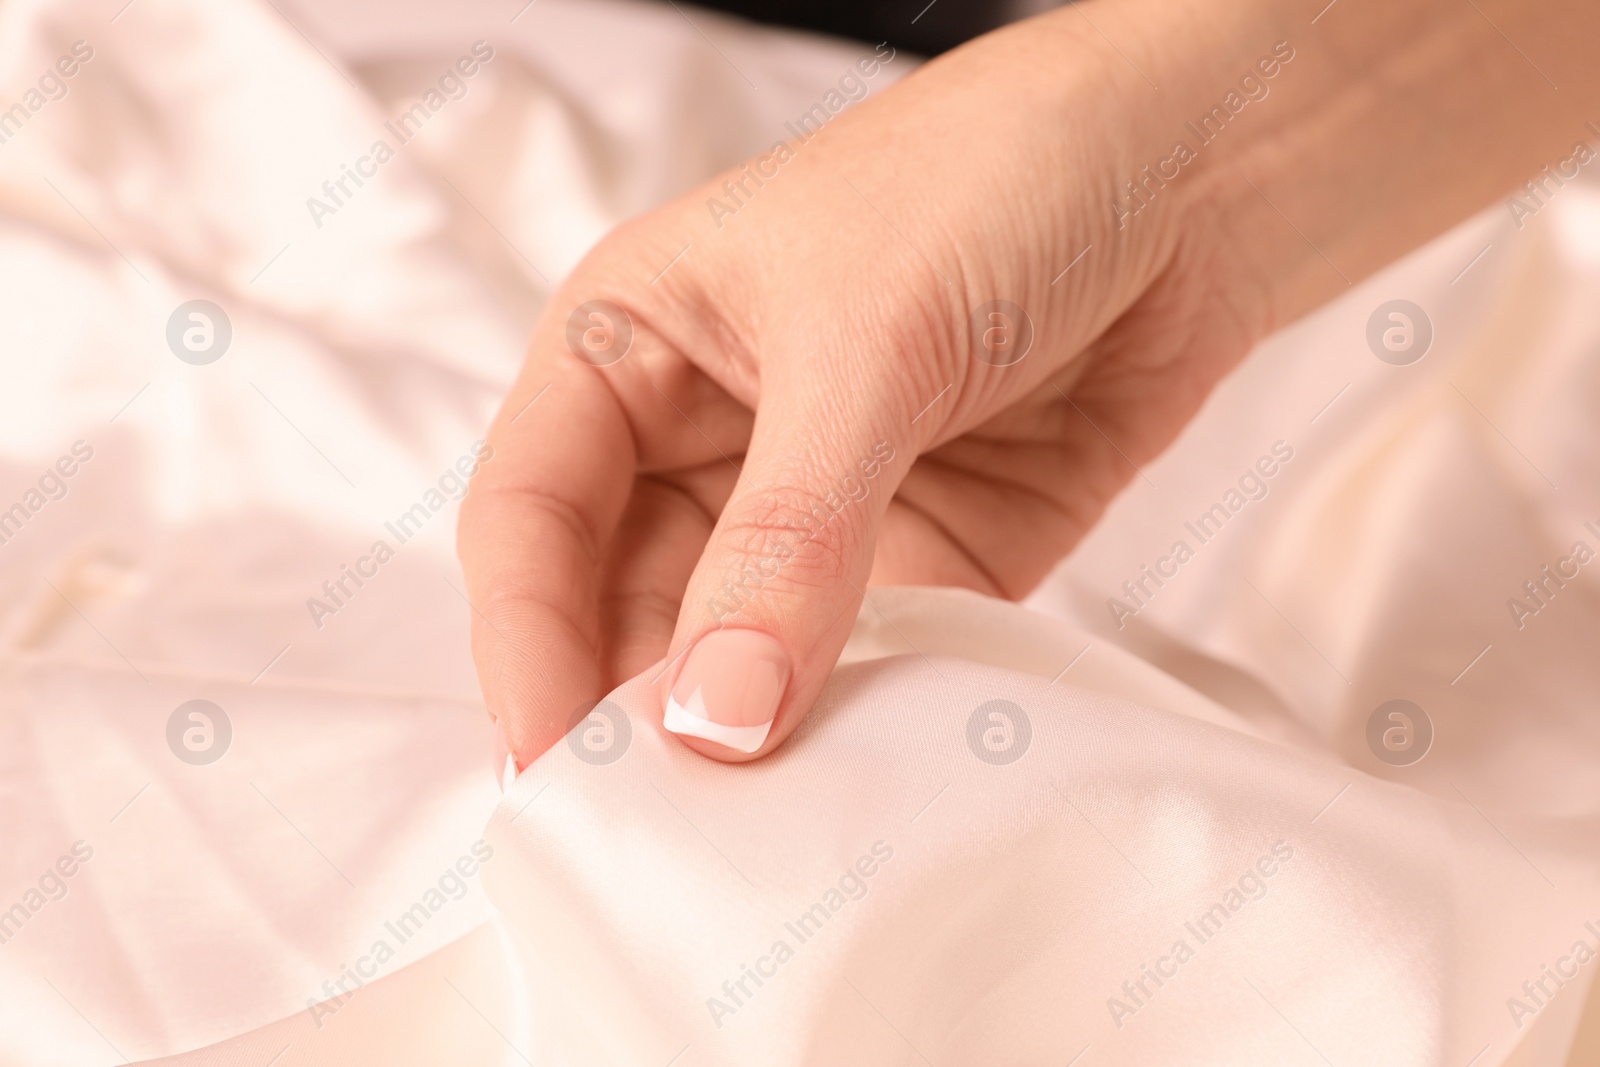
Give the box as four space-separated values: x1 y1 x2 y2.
677 0 1062 57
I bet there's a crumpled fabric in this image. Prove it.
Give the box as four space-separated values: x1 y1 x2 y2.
139 587 1600 1066
482 587 1600 1066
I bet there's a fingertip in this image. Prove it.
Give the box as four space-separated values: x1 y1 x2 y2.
671 733 770 763
661 628 790 759
490 716 519 791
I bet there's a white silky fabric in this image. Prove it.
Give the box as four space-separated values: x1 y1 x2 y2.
483 588 1599 1066
138 587 1600 1067
1 0 1598 1064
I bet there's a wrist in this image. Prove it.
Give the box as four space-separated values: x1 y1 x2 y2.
1169 0 1600 333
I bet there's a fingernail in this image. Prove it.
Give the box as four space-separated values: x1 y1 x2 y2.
663 629 790 754
491 718 517 792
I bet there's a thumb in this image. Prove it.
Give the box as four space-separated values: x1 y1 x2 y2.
659 384 906 762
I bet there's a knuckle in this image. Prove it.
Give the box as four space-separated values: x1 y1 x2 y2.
705 481 872 618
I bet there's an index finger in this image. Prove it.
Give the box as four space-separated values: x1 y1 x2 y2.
457 306 637 773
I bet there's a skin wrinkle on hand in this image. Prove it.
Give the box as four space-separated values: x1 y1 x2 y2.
14 0 1600 1059
457 0 1600 774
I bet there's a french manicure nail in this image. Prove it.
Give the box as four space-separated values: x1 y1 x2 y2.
491 718 517 792
663 629 790 754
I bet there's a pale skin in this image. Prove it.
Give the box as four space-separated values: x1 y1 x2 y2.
458 0 1600 769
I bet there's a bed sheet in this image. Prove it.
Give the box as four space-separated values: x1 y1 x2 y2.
0 0 1596 1064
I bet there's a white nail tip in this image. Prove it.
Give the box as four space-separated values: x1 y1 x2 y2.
663 688 772 753
501 753 517 793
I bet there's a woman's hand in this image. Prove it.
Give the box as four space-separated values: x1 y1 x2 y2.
460 0 1600 770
